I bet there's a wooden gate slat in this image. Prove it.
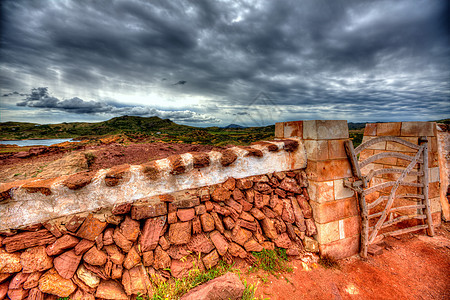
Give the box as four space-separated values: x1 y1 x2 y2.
359 152 423 169
366 168 423 182
420 138 435 236
362 181 423 196
354 136 421 154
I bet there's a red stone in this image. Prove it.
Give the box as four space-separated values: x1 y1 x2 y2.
153 246 171 270
171 257 195 278
83 247 107 266
237 178 253 190
46 234 79 256
63 171 94 190
223 217 235 230
281 199 295 223
279 177 302 193
260 218 278 240
250 208 265 220
254 182 272 194
223 177 236 190
274 188 286 198
238 220 257 231
225 198 243 214
104 245 124 265
104 164 129 187
8 272 29 289
202 250 219 269
254 192 270 209
65 216 86 232
211 212 225 234
20 245 53 273
205 201 214 212
23 271 42 289
228 242 247 258
187 234 215 254
274 232 292 249
168 222 191 245
74 239 95 256
169 155 186 175
180 272 244 300
194 204 206 215
192 216 202 234
244 239 263 252
76 214 107 241
211 186 231 202
95 280 128 300
143 251 154 267
103 228 114 245
123 246 141 270
177 208 196 221
3 230 56 253
305 219 317 236
27 288 44 300
131 202 167 220
209 231 229 256
113 229 133 252
159 236 170 250
167 245 190 260
231 226 252 246
139 216 167 252
220 149 238 166
119 216 140 242
232 188 244 200
112 203 131 215
191 152 210 168
296 195 313 219
200 213 215 232
53 250 82 279
7 287 28 300
239 199 253 211
42 222 63 238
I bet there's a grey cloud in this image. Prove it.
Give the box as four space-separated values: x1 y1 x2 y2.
17 87 220 123
1 0 449 124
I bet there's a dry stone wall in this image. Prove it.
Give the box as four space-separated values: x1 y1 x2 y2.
0 169 318 300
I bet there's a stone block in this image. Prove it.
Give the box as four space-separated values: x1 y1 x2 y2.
334 179 355 200
432 211 441 227
53 250 82 279
209 231 229 255
429 182 440 199
304 140 329 160
310 197 358 224
104 245 124 265
275 122 284 138
83 247 107 266
200 213 215 232
74 239 95 256
376 122 401 136
3 230 56 253
187 234 215 254
319 235 360 260
76 214 107 241
303 120 348 140
401 122 436 137
314 221 339 244
283 121 303 138
341 216 361 239
202 250 219 269
428 167 440 183
364 123 377 136
306 159 352 181
429 197 442 213
307 180 334 203
328 139 348 159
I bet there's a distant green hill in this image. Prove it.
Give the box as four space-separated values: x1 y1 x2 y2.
0 116 274 146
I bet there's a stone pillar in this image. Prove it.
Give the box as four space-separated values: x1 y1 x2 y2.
276 120 361 259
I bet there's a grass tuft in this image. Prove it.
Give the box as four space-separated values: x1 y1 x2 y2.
318 255 340 269
249 248 293 275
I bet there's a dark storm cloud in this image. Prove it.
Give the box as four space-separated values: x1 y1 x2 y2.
17 87 219 123
0 0 449 124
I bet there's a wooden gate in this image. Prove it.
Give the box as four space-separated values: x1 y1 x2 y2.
344 136 435 258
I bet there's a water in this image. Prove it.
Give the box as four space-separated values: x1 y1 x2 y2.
0 138 77 147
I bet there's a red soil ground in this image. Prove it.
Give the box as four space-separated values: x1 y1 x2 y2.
242 222 450 300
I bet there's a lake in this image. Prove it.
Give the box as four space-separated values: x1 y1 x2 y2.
0 138 77 147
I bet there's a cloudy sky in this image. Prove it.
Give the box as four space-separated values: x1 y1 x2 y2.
1 0 449 126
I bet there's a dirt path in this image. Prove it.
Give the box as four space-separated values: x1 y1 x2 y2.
242 223 450 300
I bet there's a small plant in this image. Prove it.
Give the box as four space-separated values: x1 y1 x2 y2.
57 297 70 300
84 152 96 169
136 293 149 300
150 258 237 300
250 248 293 275
318 255 340 269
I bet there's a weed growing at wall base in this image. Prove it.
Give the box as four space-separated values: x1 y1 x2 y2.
249 248 293 275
